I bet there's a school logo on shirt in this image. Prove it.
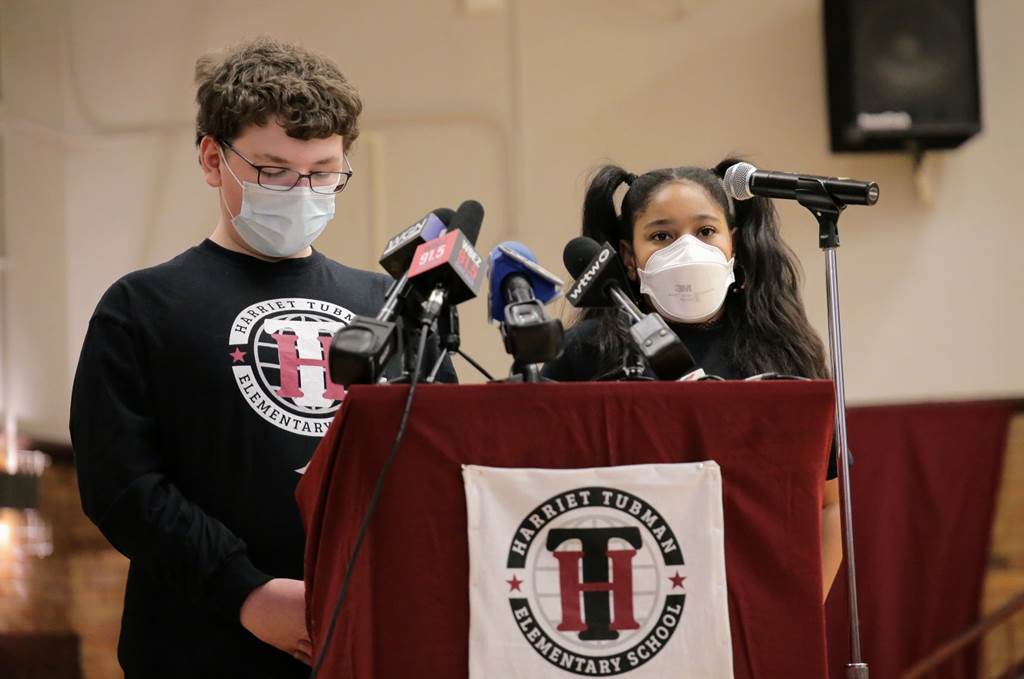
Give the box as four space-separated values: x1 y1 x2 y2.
228 298 354 437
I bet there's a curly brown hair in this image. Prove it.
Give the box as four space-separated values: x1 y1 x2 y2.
194 37 363 148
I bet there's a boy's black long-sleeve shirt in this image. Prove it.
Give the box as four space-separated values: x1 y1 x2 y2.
70 239 453 677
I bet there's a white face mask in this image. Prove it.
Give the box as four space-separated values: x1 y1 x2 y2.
638 235 735 323
219 149 336 258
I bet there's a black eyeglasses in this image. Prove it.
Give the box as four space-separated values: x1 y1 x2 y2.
219 140 353 194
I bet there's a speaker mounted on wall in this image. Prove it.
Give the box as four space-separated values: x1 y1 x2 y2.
824 0 982 153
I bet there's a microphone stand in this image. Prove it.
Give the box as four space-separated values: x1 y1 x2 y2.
424 304 495 383
796 180 868 679
618 343 651 381
385 291 428 385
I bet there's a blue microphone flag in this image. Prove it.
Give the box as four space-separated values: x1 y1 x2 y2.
487 241 563 322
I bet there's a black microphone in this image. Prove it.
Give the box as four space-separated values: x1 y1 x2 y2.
563 237 695 380
723 161 879 206
407 199 487 323
329 208 454 387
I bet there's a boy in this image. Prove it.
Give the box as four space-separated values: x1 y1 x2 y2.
71 37 451 677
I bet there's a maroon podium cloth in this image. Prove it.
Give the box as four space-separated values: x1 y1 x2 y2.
825 401 1016 679
297 381 836 678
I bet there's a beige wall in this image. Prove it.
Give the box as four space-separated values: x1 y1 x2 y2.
1 0 1022 442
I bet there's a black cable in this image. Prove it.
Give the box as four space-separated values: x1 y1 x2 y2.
308 322 431 678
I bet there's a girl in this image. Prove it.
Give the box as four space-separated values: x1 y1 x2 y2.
544 159 842 599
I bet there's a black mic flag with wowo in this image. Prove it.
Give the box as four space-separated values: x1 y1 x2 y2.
562 237 695 380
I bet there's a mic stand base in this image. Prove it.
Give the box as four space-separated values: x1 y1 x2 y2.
615 351 653 382
796 182 867 675
619 324 649 380
501 365 552 384
847 663 869 679
424 348 496 384
522 364 542 383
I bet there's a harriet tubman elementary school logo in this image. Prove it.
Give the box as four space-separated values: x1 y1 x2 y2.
464 463 733 678
228 298 354 437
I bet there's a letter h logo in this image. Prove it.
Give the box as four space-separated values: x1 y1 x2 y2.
262 318 345 406
546 527 642 641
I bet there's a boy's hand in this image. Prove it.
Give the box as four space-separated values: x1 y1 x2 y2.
240 578 312 665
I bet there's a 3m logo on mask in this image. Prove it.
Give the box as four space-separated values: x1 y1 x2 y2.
505 487 686 675
228 298 355 437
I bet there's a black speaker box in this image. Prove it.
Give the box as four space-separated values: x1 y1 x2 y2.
824 0 982 152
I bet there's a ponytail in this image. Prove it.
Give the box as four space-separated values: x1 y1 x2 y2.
581 165 633 249
577 165 637 376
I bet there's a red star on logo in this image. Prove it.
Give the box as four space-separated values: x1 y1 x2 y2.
506 574 523 592
229 347 247 363
669 571 686 590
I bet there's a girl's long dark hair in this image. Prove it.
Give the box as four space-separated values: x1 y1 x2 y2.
580 159 829 379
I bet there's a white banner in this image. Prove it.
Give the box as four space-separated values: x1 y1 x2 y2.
464 463 734 678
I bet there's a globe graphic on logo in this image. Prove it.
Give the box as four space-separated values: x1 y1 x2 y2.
528 511 665 656
252 312 345 416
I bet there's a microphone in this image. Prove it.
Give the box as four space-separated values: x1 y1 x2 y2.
488 242 562 320
723 161 879 206
380 208 455 278
407 199 487 323
488 242 565 368
329 208 454 387
377 208 455 320
563 237 695 380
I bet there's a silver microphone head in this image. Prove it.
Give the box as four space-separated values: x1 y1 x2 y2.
722 161 757 201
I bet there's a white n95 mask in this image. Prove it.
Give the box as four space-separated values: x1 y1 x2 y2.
637 235 735 323
219 150 336 259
